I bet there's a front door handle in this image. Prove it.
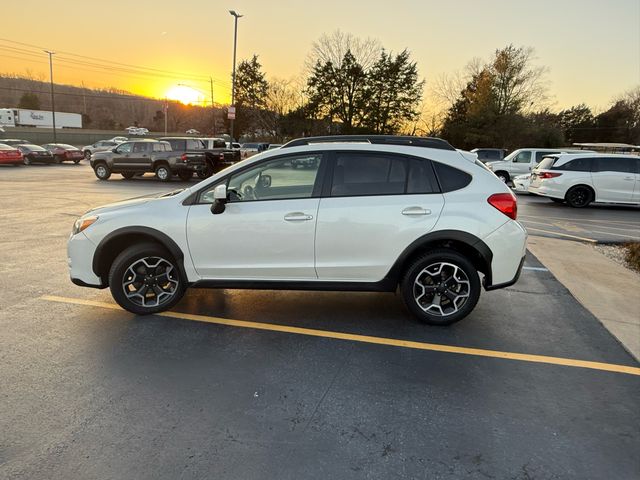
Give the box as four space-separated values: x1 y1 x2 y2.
284 212 313 221
623 176 635 181
402 207 431 216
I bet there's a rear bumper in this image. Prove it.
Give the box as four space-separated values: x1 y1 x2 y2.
481 220 528 289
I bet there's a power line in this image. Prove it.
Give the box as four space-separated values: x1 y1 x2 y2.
0 38 233 88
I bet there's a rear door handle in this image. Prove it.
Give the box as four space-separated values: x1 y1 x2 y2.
402 207 431 216
284 212 313 221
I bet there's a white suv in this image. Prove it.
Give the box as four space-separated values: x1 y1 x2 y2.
68 136 527 325
529 153 640 207
487 148 588 183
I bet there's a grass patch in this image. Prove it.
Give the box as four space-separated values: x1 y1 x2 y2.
624 242 640 273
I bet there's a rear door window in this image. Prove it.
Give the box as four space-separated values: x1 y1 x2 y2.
592 157 636 173
554 158 593 171
331 152 406 196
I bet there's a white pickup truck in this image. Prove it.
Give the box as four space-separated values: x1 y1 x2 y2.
487 148 589 183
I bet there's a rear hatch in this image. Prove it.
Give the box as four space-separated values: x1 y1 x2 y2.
529 156 558 189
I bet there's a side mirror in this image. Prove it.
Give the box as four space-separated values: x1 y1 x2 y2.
259 174 271 188
111 148 118 153
210 184 227 215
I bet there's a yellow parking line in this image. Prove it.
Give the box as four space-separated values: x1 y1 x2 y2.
526 227 598 243
41 294 640 377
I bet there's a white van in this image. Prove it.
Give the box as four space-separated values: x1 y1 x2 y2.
487 148 589 183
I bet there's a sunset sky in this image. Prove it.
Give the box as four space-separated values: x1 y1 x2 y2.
2 0 639 111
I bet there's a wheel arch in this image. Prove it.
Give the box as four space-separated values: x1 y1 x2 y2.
92 226 187 286
384 230 493 289
565 183 595 200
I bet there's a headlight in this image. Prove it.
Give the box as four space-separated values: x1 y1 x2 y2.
72 215 98 235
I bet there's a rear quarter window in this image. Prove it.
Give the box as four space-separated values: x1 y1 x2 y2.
433 162 472 192
553 157 593 172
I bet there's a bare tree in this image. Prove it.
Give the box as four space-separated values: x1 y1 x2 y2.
305 30 382 73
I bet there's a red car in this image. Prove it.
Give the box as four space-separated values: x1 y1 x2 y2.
0 143 23 165
42 143 84 164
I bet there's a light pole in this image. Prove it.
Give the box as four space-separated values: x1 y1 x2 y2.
229 10 243 142
44 50 57 143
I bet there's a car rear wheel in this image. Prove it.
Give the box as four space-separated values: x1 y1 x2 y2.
565 186 593 208
73 159 81 164
84 150 91 160
94 162 111 180
178 170 193 181
108 243 186 315
155 164 171 182
400 249 481 326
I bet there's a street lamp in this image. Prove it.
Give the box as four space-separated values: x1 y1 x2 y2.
44 50 57 143
229 9 243 142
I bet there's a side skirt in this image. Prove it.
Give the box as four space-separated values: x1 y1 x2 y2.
190 278 397 292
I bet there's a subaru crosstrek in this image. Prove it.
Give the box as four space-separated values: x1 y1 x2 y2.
68 136 527 325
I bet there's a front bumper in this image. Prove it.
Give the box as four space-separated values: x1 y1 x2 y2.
68 231 105 288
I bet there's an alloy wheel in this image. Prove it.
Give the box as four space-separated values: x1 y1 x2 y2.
96 165 108 178
413 262 471 317
121 256 179 308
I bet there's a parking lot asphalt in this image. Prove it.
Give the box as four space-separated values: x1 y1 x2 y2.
516 193 640 243
1 163 639 479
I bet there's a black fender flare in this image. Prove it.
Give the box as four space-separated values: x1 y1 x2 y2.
92 226 188 283
383 229 493 287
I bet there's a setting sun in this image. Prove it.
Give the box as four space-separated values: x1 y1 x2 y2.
165 85 205 105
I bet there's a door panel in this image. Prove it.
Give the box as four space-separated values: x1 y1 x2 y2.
315 194 444 281
591 158 635 203
186 199 319 279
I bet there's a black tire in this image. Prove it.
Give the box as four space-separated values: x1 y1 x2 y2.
197 163 213 179
550 198 564 204
73 158 81 165
84 150 91 160
400 249 481 326
495 171 510 183
121 172 136 179
23 156 31 165
155 163 172 182
565 185 593 208
178 170 193 181
55 155 62 164
94 162 111 180
108 243 186 315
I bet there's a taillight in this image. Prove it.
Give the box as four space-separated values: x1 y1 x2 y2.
219 153 225 160
181 153 188 162
537 172 562 179
487 192 517 220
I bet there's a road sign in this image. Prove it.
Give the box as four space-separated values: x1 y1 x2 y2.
227 105 236 120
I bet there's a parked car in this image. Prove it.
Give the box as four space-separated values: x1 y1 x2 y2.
486 148 590 183
470 148 507 163
226 141 242 150
90 139 206 181
186 129 200 135
109 136 128 143
241 142 269 158
82 140 120 160
160 137 240 178
125 127 149 136
512 174 531 193
16 144 55 165
42 143 84 164
267 144 282 150
0 138 29 146
68 135 527 325
529 153 640 207
0 143 23 165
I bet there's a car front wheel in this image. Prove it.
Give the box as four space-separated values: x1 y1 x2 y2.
400 249 481 326
155 164 171 182
108 243 185 315
84 150 91 160
94 163 111 180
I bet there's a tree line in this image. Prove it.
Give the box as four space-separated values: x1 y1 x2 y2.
1 32 638 148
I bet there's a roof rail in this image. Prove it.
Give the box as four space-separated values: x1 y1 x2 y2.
281 135 456 151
